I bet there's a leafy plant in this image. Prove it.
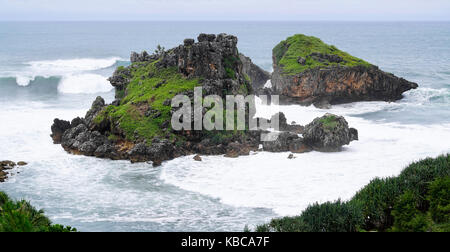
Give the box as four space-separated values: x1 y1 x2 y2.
0 191 77 232
390 191 431 232
427 177 450 223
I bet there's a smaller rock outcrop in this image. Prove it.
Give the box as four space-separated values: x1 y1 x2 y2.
0 160 27 183
303 113 358 152
271 34 419 107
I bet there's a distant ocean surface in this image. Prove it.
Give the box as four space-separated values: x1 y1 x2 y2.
0 22 449 231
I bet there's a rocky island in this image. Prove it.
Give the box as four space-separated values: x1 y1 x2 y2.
51 33 361 166
270 34 418 108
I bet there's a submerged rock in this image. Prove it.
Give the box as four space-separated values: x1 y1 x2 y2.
271 34 418 107
0 160 27 183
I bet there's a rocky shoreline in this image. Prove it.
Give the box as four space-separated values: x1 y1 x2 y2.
50 33 418 166
0 161 27 183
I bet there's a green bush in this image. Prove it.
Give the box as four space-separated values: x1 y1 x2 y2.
391 191 431 232
255 200 363 232
299 200 364 232
253 154 450 232
427 177 450 223
0 191 77 232
350 177 403 231
399 155 450 210
255 216 308 232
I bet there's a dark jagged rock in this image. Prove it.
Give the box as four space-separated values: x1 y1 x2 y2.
263 132 299 152
239 53 270 92
85 96 105 129
289 138 313 153
0 160 27 183
51 34 261 165
273 112 304 134
302 113 358 152
51 34 360 166
50 119 71 144
130 51 157 63
193 155 202 161
271 34 418 107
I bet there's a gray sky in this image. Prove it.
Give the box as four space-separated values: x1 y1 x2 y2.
1 0 449 21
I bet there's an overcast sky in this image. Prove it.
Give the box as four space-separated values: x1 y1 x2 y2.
1 0 449 21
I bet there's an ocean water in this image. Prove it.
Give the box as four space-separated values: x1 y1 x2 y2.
0 21 449 231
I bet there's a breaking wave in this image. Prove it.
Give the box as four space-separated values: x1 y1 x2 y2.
0 57 124 94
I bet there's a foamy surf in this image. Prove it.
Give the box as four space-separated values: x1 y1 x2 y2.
27 57 122 74
58 74 113 94
160 104 450 216
1 57 124 87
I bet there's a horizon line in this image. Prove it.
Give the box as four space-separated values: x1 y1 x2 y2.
1 19 450 22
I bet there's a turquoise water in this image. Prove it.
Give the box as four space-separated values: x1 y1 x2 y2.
0 22 449 231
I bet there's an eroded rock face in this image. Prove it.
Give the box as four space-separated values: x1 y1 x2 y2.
303 113 358 152
272 65 419 106
271 34 418 107
51 34 265 166
239 54 270 92
50 119 71 144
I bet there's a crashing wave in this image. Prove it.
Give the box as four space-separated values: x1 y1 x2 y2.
0 57 124 94
58 74 114 94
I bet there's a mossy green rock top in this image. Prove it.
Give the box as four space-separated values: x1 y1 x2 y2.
273 34 371 75
271 34 418 106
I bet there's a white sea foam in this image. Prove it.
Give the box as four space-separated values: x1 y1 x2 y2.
27 57 121 74
58 74 113 94
15 75 35 86
161 103 450 216
4 57 123 89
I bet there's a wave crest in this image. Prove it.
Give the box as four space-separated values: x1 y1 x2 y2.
27 57 122 74
58 74 113 94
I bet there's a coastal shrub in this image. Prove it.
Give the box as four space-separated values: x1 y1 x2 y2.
299 200 364 232
255 216 308 232
390 191 431 232
0 191 76 232
253 154 450 232
399 155 450 210
427 177 450 223
255 200 363 232
350 177 403 231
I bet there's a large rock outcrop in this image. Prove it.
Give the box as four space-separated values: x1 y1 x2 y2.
271 34 418 107
51 34 360 166
51 34 263 166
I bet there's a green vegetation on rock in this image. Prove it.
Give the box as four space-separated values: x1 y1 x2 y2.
95 61 201 142
319 114 339 130
273 34 371 75
0 191 76 232
253 154 450 232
